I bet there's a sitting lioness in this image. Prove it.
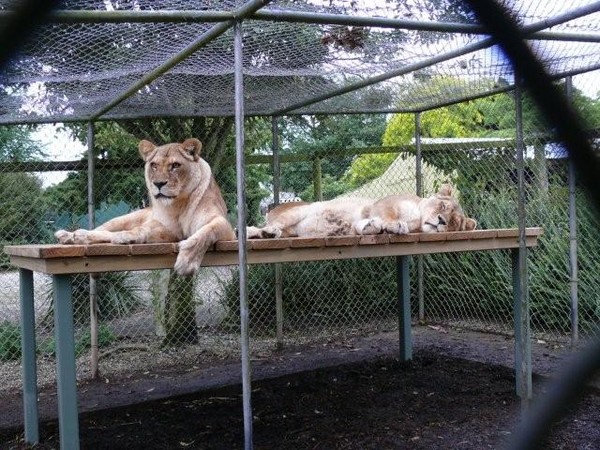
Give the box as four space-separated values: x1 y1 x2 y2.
55 138 235 276
246 184 476 239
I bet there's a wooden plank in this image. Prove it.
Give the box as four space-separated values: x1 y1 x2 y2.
445 229 498 241
418 232 448 242
84 245 130 257
289 237 326 248
325 236 360 247
497 228 519 238
248 238 291 251
5 228 542 274
129 243 178 255
4 245 86 258
214 240 238 252
388 233 420 244
359 234 390 245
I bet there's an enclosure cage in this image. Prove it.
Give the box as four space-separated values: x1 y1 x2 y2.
0 0 600 447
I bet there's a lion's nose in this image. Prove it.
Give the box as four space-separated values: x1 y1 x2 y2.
154 181 167 190
438 215 446 226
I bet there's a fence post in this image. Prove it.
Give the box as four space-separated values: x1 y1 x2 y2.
565 76 579 346
415 112 425 323
514 78 532 406
272 116 284 349
87 121 100 380
234 21 253 450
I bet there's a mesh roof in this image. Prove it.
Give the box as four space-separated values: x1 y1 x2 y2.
0 0 599 123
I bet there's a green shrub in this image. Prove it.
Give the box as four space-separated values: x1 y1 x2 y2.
40 323 117 357
43 271 143 326
0 321 21 361
223 258 397 333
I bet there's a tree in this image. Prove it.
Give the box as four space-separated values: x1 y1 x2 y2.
278 111 388 200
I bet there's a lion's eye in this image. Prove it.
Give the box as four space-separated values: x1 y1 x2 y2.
171 162 181 171
150 163 157 171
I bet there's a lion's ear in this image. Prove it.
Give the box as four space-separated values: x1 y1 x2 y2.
138 140 156 161
438 183 454 197
464 218 477 231
182 138 202 161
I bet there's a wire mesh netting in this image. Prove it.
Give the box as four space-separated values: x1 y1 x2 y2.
0 0 599 400
0 1 599 122
1 70 599 390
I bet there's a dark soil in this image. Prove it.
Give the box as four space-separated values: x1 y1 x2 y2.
1 327 599 450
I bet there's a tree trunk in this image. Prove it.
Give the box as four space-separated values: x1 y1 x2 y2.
163 272 198 347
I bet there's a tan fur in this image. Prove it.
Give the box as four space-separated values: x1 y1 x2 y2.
366 184 477 234
247 184 476 239
55 138 235 276
247 197 376 239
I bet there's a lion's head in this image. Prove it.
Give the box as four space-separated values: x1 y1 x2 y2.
139 138 205 204
419 184 477 233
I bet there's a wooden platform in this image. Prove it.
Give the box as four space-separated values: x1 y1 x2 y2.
4 228 542 274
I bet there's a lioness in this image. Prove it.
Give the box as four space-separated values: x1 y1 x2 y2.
55 138 235 276
365 184 477 234
247 197 379 239
246 184 476 239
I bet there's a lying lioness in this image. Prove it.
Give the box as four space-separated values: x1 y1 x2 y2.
366 184 477 234
246 184 476 239
55 138 235 276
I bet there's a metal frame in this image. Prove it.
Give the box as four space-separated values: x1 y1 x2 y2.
6 1 599 448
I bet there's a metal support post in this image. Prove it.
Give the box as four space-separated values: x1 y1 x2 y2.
272 117 284 348
87 122 100 379
415 112 425 322
514 79 532 405
234 21 254 450
396 256 412 361
19 268 39 444
565 76 579 346
52 274 80 449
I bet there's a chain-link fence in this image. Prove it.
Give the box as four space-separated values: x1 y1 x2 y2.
1 73 599 393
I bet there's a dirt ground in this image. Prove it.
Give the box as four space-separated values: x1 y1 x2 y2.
0 326 598 450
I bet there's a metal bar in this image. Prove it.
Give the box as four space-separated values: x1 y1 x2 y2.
396 255 412 361
19 268 39 444
272 117 284 349
2 62 599 126
52 274 80 450
414 112 425 323
565 76 579 346
514 79 532 405
87 122 100 379
89 0 271 120
234 21 254 450
9 8 600 43
269 3 600 116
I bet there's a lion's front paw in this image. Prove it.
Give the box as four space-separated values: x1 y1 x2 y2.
384 221 409 235
55 229 74 244
355 218 382 235
260 226 282 239
174 239 203 276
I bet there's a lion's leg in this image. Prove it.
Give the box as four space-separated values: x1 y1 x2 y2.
55 210 177 245
175 216 233 276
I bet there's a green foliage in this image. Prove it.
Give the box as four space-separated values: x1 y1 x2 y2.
39 324 117 357
0 125 46 161
279 113 387 197
222 259 396 333
44 272 143 326
0 322 21 361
